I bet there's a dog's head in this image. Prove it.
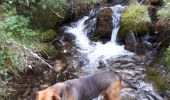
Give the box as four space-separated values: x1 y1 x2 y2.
36 88 61 100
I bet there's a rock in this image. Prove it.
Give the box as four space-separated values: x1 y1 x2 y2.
125 31 137 52
59 41 75 54
121 89 137 100
107 0 124 4
54 60 67 72
93 8 113 41
125 31 151 54
147 6 158 29
149 0 163 6
107 0 135 4
0 0 4 5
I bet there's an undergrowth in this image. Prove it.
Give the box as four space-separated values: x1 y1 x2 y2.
163 46 170 72
0 4 41 76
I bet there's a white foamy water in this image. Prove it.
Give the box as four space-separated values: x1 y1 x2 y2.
65 5 134 68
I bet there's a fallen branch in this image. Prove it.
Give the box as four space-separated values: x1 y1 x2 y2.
7 42 58 73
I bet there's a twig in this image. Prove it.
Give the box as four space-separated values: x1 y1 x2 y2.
0 78 12 86
7 42 58 73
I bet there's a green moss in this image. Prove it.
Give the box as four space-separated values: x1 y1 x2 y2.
40 44 58 59
118 4 152 39
146 67 170 92
41 29 57 42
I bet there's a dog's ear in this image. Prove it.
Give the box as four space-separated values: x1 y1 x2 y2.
52 92 61 100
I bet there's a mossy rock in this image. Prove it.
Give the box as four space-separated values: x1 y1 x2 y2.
40 43 58 59
93 8 113 40
118 4 152 39
41 30 57 42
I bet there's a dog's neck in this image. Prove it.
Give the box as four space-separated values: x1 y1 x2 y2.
51 82 65 95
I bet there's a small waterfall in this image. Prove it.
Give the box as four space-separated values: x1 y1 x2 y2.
65 4 164 100
65 5 133 68
111 5 125 43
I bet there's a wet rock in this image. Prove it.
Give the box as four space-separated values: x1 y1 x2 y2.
125 31 137 52
149 0 163 6
107 0 134 4
125 31 150 54
107 0 124 4
121 89 137 100
93 8 113 41
54 60 67 72
59 41 75 54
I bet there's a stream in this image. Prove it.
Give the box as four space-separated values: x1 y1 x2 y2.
63 5 164 100
5 4 164 100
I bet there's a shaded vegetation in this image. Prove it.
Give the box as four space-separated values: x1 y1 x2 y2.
0 4 41 77
146 67 170 92
0 0 99 98
163 46 170 72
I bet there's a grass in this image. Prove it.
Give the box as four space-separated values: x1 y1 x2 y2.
118 4 151 39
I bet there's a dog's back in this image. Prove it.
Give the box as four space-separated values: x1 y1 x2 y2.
36 71 136 100
64 71 136 100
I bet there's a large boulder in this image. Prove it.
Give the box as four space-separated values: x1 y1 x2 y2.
118 4 152 40
125 31 148 54
93 8 113 41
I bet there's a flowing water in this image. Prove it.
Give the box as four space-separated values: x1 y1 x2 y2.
65 5 133 69
65 5 163 100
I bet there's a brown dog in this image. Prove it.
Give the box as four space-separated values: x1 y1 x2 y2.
36 71 137 100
